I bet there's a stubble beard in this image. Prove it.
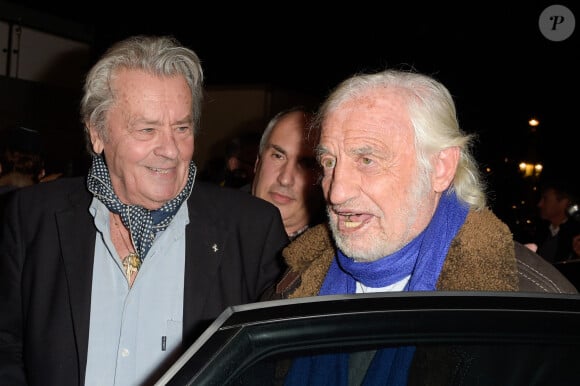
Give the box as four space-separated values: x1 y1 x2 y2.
329 171 432 262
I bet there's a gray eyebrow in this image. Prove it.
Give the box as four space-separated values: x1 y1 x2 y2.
270 144 287 156
315 144 328 159
351 145 373 156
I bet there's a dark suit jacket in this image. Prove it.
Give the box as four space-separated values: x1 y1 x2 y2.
0 177 288 385
534 218 580 263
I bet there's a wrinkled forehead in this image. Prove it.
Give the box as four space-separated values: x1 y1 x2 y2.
321 88 411 137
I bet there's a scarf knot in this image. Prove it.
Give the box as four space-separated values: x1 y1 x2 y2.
87 155 196 262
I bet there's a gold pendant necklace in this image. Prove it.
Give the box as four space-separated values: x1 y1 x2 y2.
122 252 141 281
113 215 141 283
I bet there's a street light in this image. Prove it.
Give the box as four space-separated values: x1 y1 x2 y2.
518 162 543 177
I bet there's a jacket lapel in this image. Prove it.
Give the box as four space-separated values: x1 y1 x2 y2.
57 189 95 375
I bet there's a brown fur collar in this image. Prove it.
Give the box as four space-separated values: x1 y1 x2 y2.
282 208 518 299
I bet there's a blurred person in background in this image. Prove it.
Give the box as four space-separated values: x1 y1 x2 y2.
565 200 580 260
0 126 45 193
528 180 580 264
198 132 260 188
222 132 260 188
0 126 46 219
570 233 580 260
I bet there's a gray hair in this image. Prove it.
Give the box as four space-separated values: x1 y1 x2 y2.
80 35 204 156
258 106 311 155
313 69 487 210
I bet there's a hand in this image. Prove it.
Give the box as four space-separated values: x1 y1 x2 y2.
572 235 580 259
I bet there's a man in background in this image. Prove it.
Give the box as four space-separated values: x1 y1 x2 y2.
529 180 580 263
222 132 260 188
251 106 325 240
198 132 260 188
0 126 45 193
0 126 46 219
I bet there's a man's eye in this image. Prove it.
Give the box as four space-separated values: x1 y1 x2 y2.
361 157 372 165
176 126 193 134
321 158 335 168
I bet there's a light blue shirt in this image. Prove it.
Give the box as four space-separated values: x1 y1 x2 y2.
84 198 188 386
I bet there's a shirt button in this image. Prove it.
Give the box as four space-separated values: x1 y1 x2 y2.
121 348 130 357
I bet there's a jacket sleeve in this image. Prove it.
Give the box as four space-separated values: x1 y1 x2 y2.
0 192 27 385
253 206 289 300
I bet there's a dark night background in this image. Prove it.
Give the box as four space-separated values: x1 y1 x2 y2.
2 1 579 241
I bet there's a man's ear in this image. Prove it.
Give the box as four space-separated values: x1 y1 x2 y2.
432 146 460 193
88 124 104 154
253 156 260 174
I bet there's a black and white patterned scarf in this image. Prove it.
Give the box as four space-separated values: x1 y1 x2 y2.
87 154 196 263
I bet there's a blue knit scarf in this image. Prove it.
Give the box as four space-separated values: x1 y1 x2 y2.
284 190 469 385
